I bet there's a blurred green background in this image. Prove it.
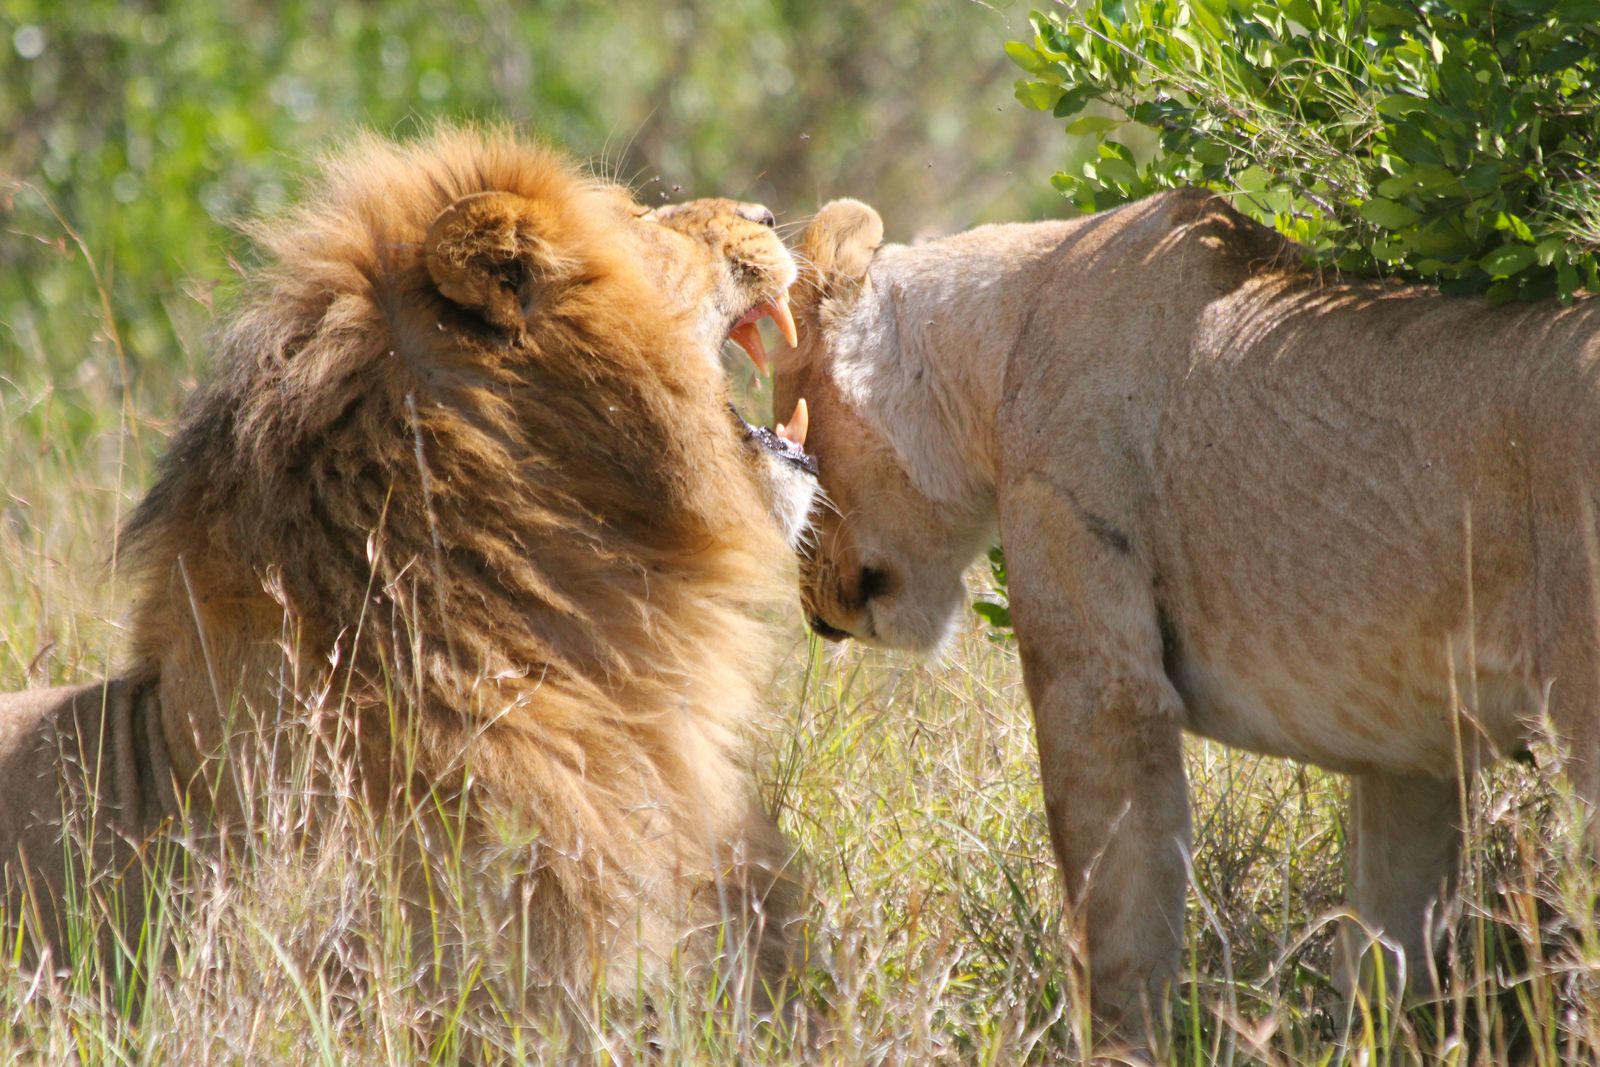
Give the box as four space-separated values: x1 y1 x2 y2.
0 0 1061 448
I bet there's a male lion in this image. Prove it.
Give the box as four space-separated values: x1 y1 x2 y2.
0 127 818 1018
774 189 1600 1035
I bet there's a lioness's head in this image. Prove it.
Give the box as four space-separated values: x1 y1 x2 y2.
773 200 993 652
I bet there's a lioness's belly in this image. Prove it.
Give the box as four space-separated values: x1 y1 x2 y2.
1169 639 1536 776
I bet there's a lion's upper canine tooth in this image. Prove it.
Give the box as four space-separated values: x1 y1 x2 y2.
770 292 799 348
777 397 808 448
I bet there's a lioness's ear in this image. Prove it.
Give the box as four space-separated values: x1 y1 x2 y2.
797 199 883 315
425 191 567 330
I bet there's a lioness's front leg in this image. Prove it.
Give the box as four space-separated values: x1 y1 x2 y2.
1334 770 1462 1007
1001 476 1191 1036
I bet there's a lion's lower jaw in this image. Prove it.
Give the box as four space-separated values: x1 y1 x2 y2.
760 452 821 551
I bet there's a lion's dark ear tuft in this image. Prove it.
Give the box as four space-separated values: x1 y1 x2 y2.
796 199 883 316
425 191 554 330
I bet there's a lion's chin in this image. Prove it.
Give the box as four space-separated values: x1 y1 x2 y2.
728 404 819 550
763 452 820 550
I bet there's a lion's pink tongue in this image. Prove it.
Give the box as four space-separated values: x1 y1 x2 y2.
729 321 769 373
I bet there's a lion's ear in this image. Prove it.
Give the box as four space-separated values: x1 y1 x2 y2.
796 199 883 315
425 191 563 330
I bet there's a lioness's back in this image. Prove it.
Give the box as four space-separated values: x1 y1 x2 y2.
1015 192 1600 772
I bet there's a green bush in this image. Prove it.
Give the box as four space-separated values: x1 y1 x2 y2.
1008 0 1600 303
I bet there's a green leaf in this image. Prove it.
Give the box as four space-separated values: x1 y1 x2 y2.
1492 212 1534 243
1376 94 1429 118
1377 165 1466 199
972 601 1012 629
1359 198 1422 229
1090 156 1139 185
1130 98 1190 126
1065 114 1123 135
1558 260 1580 301
1049 171 1083 194
1485 278 1522 305
1099 140 1136 163
1479 244 1538 278
1232 165 1271 192
1004 40 1049 75
1014 80 1059 111
1051 84 1096 117
1280 0 1317 29
1558 0 1600 21
1368 2 1422 28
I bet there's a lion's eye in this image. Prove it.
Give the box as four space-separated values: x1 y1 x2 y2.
736 205 777 229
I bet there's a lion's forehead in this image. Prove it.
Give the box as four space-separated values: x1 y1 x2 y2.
646 199 790 264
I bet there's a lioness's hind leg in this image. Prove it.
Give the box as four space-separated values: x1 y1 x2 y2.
1334 771 1462 1009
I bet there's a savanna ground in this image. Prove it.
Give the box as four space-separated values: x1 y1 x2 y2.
4 2 1600 1063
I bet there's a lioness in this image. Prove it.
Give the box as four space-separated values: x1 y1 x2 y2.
774 189 1600 1033
0 127 817 1018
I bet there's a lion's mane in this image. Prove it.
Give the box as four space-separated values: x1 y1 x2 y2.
118 127 796 994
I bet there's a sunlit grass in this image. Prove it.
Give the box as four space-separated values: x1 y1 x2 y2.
3 382 1598 1063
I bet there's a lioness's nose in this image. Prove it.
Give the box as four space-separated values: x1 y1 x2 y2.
858 565 890 603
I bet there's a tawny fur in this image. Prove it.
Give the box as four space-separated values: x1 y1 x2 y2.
0 127 806 1009
777 189 1600 1038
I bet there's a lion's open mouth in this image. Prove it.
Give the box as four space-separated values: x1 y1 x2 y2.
726 292 798 375
724 289 812 472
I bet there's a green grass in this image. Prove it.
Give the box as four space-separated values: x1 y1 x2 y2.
1 247 1597 1067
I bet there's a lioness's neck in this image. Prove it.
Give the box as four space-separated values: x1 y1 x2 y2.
845 219 1083 510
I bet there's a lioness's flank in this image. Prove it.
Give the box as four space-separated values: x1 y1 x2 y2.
775 189 1600 1037
0 127 817 1022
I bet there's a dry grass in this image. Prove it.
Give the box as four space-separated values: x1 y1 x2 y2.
3 333 1599 1065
